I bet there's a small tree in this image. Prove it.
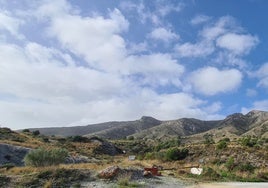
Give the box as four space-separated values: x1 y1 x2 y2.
32 130 40 136
24 148 68 167
22 129 30 133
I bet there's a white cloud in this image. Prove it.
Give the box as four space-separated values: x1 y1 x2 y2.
175 16 237 58
0 42 127 103
0 11 24 38
191 15 210 25
149 27 179 43
175 40 214 58
213 51 247 68
128 42 148 54
120 0 182 26
200 16 237 40
241 100 268 114
45 8 129 72
156 2 182 16
216 33 258 55
35 0 72 18
255 62 268 89
126 53 184 87
188 67 243 95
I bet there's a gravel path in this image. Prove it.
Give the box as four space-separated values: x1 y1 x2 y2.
188 182 268 188
80 176 188 187
80 177 268 188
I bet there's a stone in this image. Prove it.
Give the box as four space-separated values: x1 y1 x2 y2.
98 166 120 179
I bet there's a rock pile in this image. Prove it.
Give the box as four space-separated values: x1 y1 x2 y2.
98 166 145 180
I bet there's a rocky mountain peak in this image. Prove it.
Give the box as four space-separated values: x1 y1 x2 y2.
225 113 244 120
246 110 268 117
140 116 160 124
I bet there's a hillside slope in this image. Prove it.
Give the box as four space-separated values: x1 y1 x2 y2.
186 110 268 143
28 121 141 136
85 116 162 139
131 118 221 140
26 110 268 140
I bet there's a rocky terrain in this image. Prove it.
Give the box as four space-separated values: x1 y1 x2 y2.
0 110 267 187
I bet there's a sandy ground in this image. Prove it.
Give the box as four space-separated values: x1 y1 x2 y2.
189 182 268 188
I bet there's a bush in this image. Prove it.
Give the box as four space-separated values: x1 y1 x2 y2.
128 136 134 140
32 130 40 136
165 148 188 161
22 129 30 133
154 137 181 151
68 135 89 143
216 140 228 150
24 148 68 167
225 157 235 171
240 136 258 147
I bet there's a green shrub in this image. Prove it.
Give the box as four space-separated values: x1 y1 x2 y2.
67 135 90 142
32 130 40 136
165 148 188 161
128 136 134 140
225 157 235 171
216 140 228 150
154 137 181 151
24 148 68 167
240 136 258 147
22 129 30 133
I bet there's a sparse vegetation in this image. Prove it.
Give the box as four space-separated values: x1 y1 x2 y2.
240 136 258 147
154 137 180 151
216 138 229 150
24 148 68 167
0 110 268 186
165 148 189 161
203 133 215 145
16 168 91 187
0 175 10 187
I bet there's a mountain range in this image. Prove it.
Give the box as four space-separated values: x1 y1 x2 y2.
28 110 268 141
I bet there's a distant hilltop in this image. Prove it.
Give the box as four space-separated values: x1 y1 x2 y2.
27 110 268 141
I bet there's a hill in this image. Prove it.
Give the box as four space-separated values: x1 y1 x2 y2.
185 110 268 143
28 116 162 137
26 110 268 141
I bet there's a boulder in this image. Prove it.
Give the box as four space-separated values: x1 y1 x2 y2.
0 143 31 166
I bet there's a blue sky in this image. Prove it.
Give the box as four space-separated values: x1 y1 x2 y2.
0 0 268 129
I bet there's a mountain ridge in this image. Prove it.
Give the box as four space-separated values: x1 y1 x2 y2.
27 110 268 140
